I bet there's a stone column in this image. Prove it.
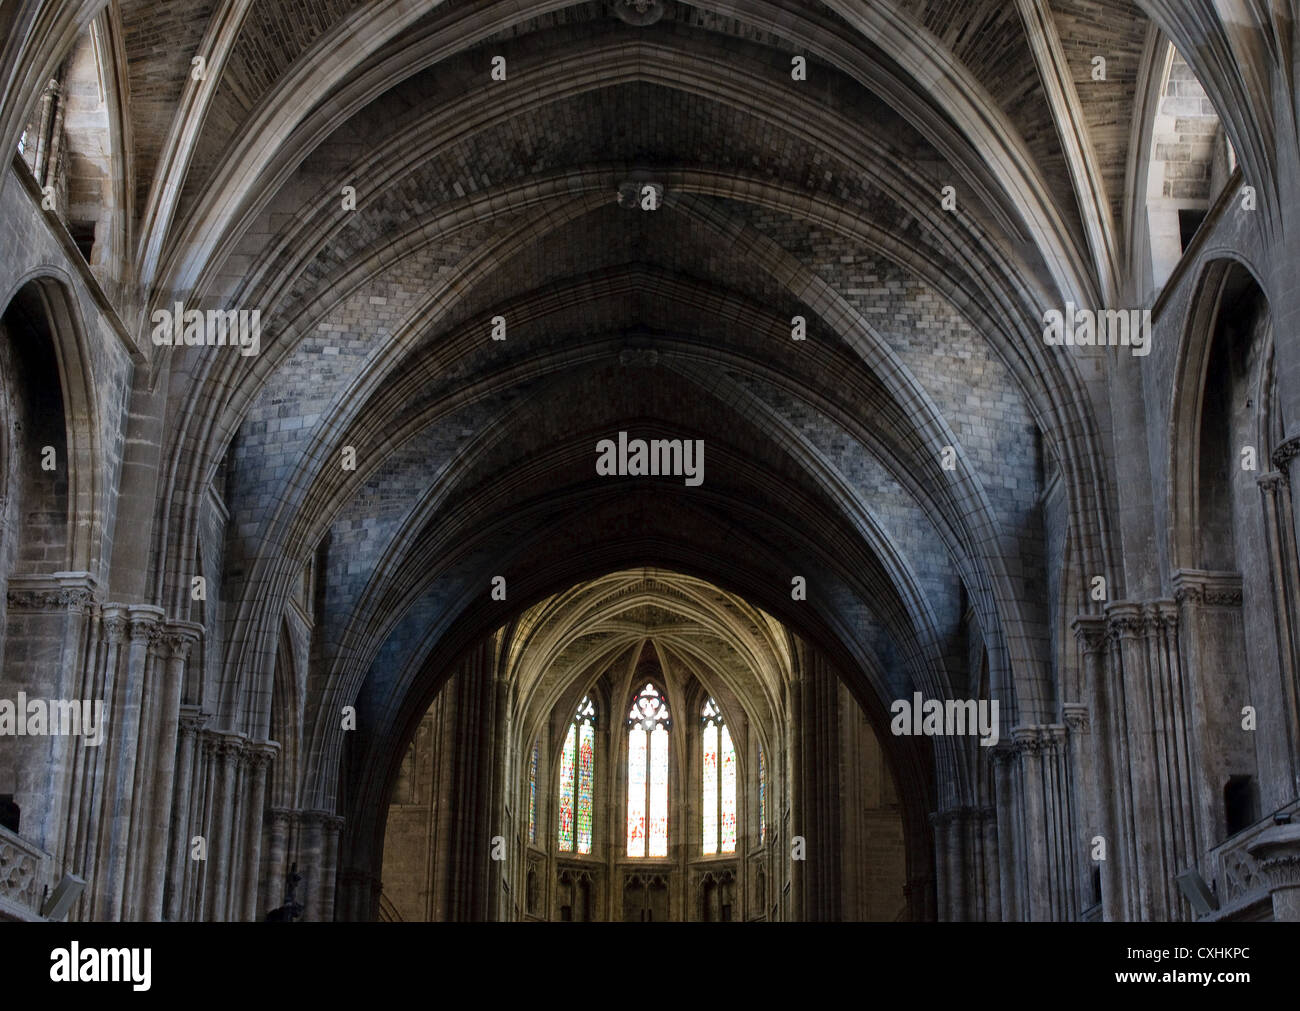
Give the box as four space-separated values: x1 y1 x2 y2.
1074 616 1120 919
929 811 951 921
980 806 1000 921
164 708 207 920
80 608 126 920
123 620 168 915
205 732 245 921
946 809 967 921
188 732 217 921
491 673 513 922
1274 436 1300 602
1062 703 1094 913
319 814 344 922
260 808 293 916
97 605 163 919
1013 728 1051 920
299 810 326 921
238 742 278 921
142 625 199 920
785 676 803 921
1105 603 1147 917
991 745 1018 921
1247 822 1300 921
1258 469 1300 795
62 601 103 913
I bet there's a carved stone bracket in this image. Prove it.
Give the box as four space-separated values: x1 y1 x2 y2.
611 0 666 26
1245 823 1300 895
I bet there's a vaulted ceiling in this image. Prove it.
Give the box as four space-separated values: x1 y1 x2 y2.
6 0 1276 820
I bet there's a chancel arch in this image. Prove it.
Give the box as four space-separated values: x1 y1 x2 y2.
4 0 1300 929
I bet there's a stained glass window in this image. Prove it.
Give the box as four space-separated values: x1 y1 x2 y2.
701 698 737 855
627 683 671 857
558 725 576 851
578 721 595 854
528 741 539 844
558 696 596 853
757 742 766 847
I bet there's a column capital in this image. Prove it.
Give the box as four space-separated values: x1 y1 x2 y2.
244 740 280 770
161 620 203 660
178 707 210 735
1071 615 1107 651
1103 601 1145 639
101 605 130 644
1258 470 1288 492
1062 703 1090 734
1171 569 1243 608
209 731 248 761
989 742 1018 767
5 572 97 612
127 604 167 644
1011 726 1044 755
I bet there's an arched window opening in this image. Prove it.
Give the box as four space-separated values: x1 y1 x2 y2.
701 698 736 855
527 740 539 845
757 741 766 847
558 697 596 854
627 683 671 857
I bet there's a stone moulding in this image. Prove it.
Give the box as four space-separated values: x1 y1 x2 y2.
0 823 49 920
612 0 666 27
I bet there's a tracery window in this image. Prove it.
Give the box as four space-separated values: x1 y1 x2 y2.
528 740 539 844
757 741 766 847
701 698 736 855
626 683 671 857
558 697 596 854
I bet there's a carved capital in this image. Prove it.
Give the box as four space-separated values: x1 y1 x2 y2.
213 733 247 762
1104 602 1144 641
161 632 195 661
102 615 129 644
1062 703 1090 734
1071 615 1107 652
1258 470 1288 493
129 619 162 644
1011 727 1043 755
989 743 1017 768
6 578 95 612
244 740 280 771
1172 569 1243 608
178 707 209 736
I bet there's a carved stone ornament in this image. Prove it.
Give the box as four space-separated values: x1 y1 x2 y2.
612 0 666 27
